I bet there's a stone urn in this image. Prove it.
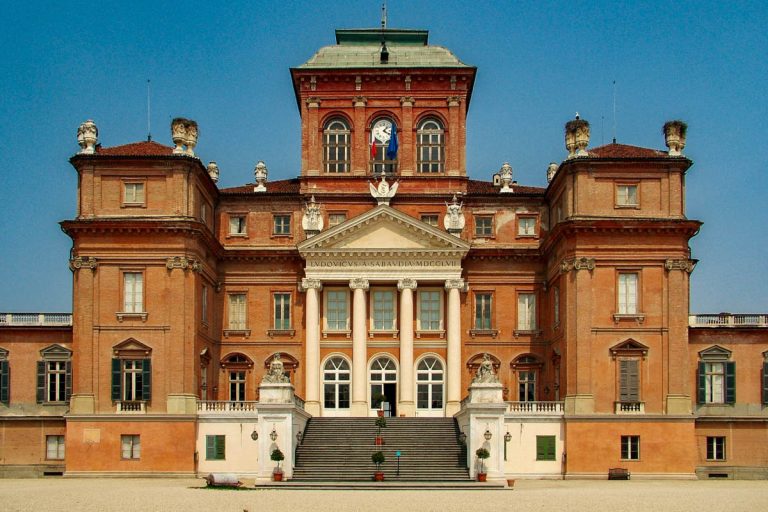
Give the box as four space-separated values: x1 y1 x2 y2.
171 118 187 154
184 119 199 156
564 128 576 159
77 120 98 154
663 120 687 156
568 118 590 156
254 161 268 192
206 162 220 183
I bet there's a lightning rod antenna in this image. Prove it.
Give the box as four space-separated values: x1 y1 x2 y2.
612 80 617 144
146 79 152 142
381 2 387 29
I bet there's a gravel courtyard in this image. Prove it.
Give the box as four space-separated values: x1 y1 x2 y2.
0 478 765 512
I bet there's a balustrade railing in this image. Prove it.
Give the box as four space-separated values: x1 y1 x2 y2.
0 313 72 326
507 401 564 414
197 400 258 413
116 401 146 414
689 314 768 327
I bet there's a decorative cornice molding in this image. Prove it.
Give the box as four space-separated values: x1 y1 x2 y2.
397 278 418 291
299 278 323 291
349 278 369 291
560 257 595 273
69 256 97 272
166 256 202 272
665 258 697 273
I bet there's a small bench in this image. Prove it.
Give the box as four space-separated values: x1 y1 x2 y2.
608 468 630 480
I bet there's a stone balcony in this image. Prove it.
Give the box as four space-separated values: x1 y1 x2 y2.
506 401 564 416
0 313 72 327
689 313 768 328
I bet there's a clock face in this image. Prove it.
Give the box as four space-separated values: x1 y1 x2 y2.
372 119 392 143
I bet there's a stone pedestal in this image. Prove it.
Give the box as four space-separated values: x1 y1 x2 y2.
564 394 595 415
666 394 692 415
68 394 95 414
166 394 198 414
259 382 295 404
454 379 507 481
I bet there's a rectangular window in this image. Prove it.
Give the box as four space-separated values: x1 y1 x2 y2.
616 184 639 206
619 359 640 402
229 215 247 235
201 285 208 324
517 293 536 330
536 435 556 461
621 435 640 460
273 214 291 235
124 183 145 205
518 216 537 236
699 361 735 404
46 435 65 460
46 361 68 402
111 358 151 402
328 213 347 227
273 293 291 330
475 293 493 330
229 371 246 401
418 290 442 331
706 436 726 461
200 202 207 223
122 360 144 401
475 216 493 237
206 435 226 460
325 289 349 331
519 371 536 402
421 214 439 227
0 360 9 405
228 293 246 330
553 286 560 326
372 290 395 330
121 435 141 459
123 272 144 313
617 273 638 315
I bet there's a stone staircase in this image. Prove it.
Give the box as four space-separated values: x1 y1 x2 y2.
292 417 470 482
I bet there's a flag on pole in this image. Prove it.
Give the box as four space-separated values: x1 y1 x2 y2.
370 129 377 159
386 121 398 160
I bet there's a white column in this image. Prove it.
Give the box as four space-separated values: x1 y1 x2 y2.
301 278 322 416
398 278 417 417
445 279 465 415
350 278 369 416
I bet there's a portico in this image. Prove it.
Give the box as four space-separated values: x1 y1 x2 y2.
298 204 469 417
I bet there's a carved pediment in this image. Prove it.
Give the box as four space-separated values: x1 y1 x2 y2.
699 345 732 361
113 338 152 358
610 338 649 358
298 205 470 255
40 344 72 360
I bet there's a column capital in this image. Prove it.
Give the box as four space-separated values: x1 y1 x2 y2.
445 278 466 291
69 255 97 272
397 278 418 291
300 278 323 291
664 258 697 273
560 256 595 273
305 97 321 108
349 278 369 291
353 95 367 107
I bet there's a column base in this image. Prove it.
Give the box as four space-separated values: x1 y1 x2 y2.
351 402 369 417
445 401 461 417
68 394 95 414
398 401 415 417
665 394 692 415
564 394 595 414
304 401 321 417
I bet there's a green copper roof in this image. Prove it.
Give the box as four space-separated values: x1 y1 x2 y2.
297 28 471 69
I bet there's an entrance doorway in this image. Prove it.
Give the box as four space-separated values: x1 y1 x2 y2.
370 356 397 417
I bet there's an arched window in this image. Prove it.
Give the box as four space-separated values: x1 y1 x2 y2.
417 118 444 173
220 353 253 402
511 354 544 402
370 356 397 409
417 357 444 410
323 118 350 173
370 117 398 175
323 357 350 409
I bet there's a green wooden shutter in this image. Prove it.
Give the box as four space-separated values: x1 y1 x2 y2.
619 360 639 402
36 361 46 403
0 361 9 404
697 362 706 404
536 436 545 460
206 435 214 460
762 363 768 405
546 436 556 460
65 361 72 402
536 436 555 461
725 361 736 404
216 436 226 460
111 358 121 401
141 359 152 401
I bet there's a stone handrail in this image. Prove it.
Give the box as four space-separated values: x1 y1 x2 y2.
507 401 565 414
689 314 768 327
0 313 73 326
197 400 258 413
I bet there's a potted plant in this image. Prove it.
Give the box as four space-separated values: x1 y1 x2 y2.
372 451 385 481
373 392 387 416
271 448 285 481
475 447 490 482
374 416 387 445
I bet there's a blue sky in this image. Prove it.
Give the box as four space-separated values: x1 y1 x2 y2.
0 1 766 313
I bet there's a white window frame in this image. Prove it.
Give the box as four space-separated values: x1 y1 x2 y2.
617 272 639 315
324 288 350 332
369 356 397 410
417 289 443 331
47 361 67 402
123 182 145 205
328 212 347 227
616 184 639 207
323 118 351 173
704 362 725 404
420 214 439 227
121 434 141 459
518 370 537 402
229 370 246 401
370 288 396 331
706 436 726 461
416 118 444 173
416 356 444 412
517 292 537 331
228 293 247 330
620 435 640 461
123 272 144 313
475 215 493 237
518 216 537 236
273 214 291 236
122 360 144 401
46 435 65 460
273 292 291 330
323 357 351 412
229 215 247 236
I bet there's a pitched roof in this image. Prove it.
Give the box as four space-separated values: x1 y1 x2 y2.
587 143 668 159
219 179 301 195
96 141 174 156
466 179 545 196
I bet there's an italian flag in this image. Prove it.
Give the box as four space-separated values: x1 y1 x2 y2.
370 130 377 159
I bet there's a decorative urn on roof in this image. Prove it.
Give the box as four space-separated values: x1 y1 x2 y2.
547 162 559 183
77 120 98 154
499 162 513 193
171 118 199 157
565 116 590 158
206 162 220 183
663 120 687 156
254 161 268 192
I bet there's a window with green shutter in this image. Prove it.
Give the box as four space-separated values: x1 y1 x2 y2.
0 360 9 405
536 435 556 461
724 361 736 404
763 362 768 405
619 359 639 402
206 435 226 460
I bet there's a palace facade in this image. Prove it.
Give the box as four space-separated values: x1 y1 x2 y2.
1 27 767 481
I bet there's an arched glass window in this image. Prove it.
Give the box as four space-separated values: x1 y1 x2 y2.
370 356 397 409
417 357 444 409
323 118 350 173
323 357 350 409
417 118 444 173
370 117 398 175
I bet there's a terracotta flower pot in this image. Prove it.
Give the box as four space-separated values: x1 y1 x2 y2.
375 436 385 446
374 471 385 481
273 471 283 482
477 472 487 482
377 410 385 417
